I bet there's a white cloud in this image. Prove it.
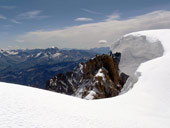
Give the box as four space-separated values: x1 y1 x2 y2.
15 10 170 49
17 10 49 20
3 25 12 28
0 14 7 20
105 13 120 21
0 6 16 9
75 17 94 21
15 39 25 43
98 40 108 44
81 9 103 15
11 19 21 24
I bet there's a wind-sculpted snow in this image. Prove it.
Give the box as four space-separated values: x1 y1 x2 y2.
0 30 170 128
112 35 164 76
111 31 164 93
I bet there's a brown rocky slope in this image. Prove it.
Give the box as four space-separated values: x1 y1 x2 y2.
46 52 129 99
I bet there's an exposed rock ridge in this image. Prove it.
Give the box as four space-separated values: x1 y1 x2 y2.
46 52 129 99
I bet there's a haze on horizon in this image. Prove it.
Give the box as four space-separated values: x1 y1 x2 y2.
0 0 170 49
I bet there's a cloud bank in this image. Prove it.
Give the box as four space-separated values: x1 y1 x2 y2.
75 17 94 21
105 13 120 21
0 14 7 20
11 19 21 24
98 40 108 44
81 9 103 15
17 10 49 20
15 10 170 49
0 6 16 9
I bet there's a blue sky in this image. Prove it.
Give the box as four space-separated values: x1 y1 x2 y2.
1 0 170 49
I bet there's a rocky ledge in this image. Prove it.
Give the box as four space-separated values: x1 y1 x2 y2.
46 52 129 99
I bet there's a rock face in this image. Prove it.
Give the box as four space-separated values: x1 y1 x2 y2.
46 53 129 99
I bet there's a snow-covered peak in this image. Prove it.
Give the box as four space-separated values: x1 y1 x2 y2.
0 49 4 54
6 50 19 55
51 52 61 58
0 49 19 56
51 46 58 49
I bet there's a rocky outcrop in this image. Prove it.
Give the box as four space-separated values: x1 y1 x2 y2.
46 52 129 99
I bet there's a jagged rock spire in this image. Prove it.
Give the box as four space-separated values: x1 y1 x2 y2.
46 53 129 99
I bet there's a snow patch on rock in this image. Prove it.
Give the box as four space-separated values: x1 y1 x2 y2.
35 52 42 58
51 53 61 58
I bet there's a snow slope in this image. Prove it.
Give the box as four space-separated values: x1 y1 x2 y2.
1 29 170 128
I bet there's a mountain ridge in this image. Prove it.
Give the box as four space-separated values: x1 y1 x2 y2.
0 47 98 88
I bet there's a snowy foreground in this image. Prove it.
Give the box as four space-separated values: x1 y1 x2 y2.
1 29 170 128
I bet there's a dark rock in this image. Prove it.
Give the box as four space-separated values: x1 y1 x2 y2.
46 52 129 99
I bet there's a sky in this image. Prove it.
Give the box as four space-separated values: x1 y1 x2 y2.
1 0 170 49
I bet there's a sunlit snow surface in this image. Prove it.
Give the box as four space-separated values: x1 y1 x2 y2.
1 29 170 128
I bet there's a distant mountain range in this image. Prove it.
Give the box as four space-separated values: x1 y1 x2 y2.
0 47 110 88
